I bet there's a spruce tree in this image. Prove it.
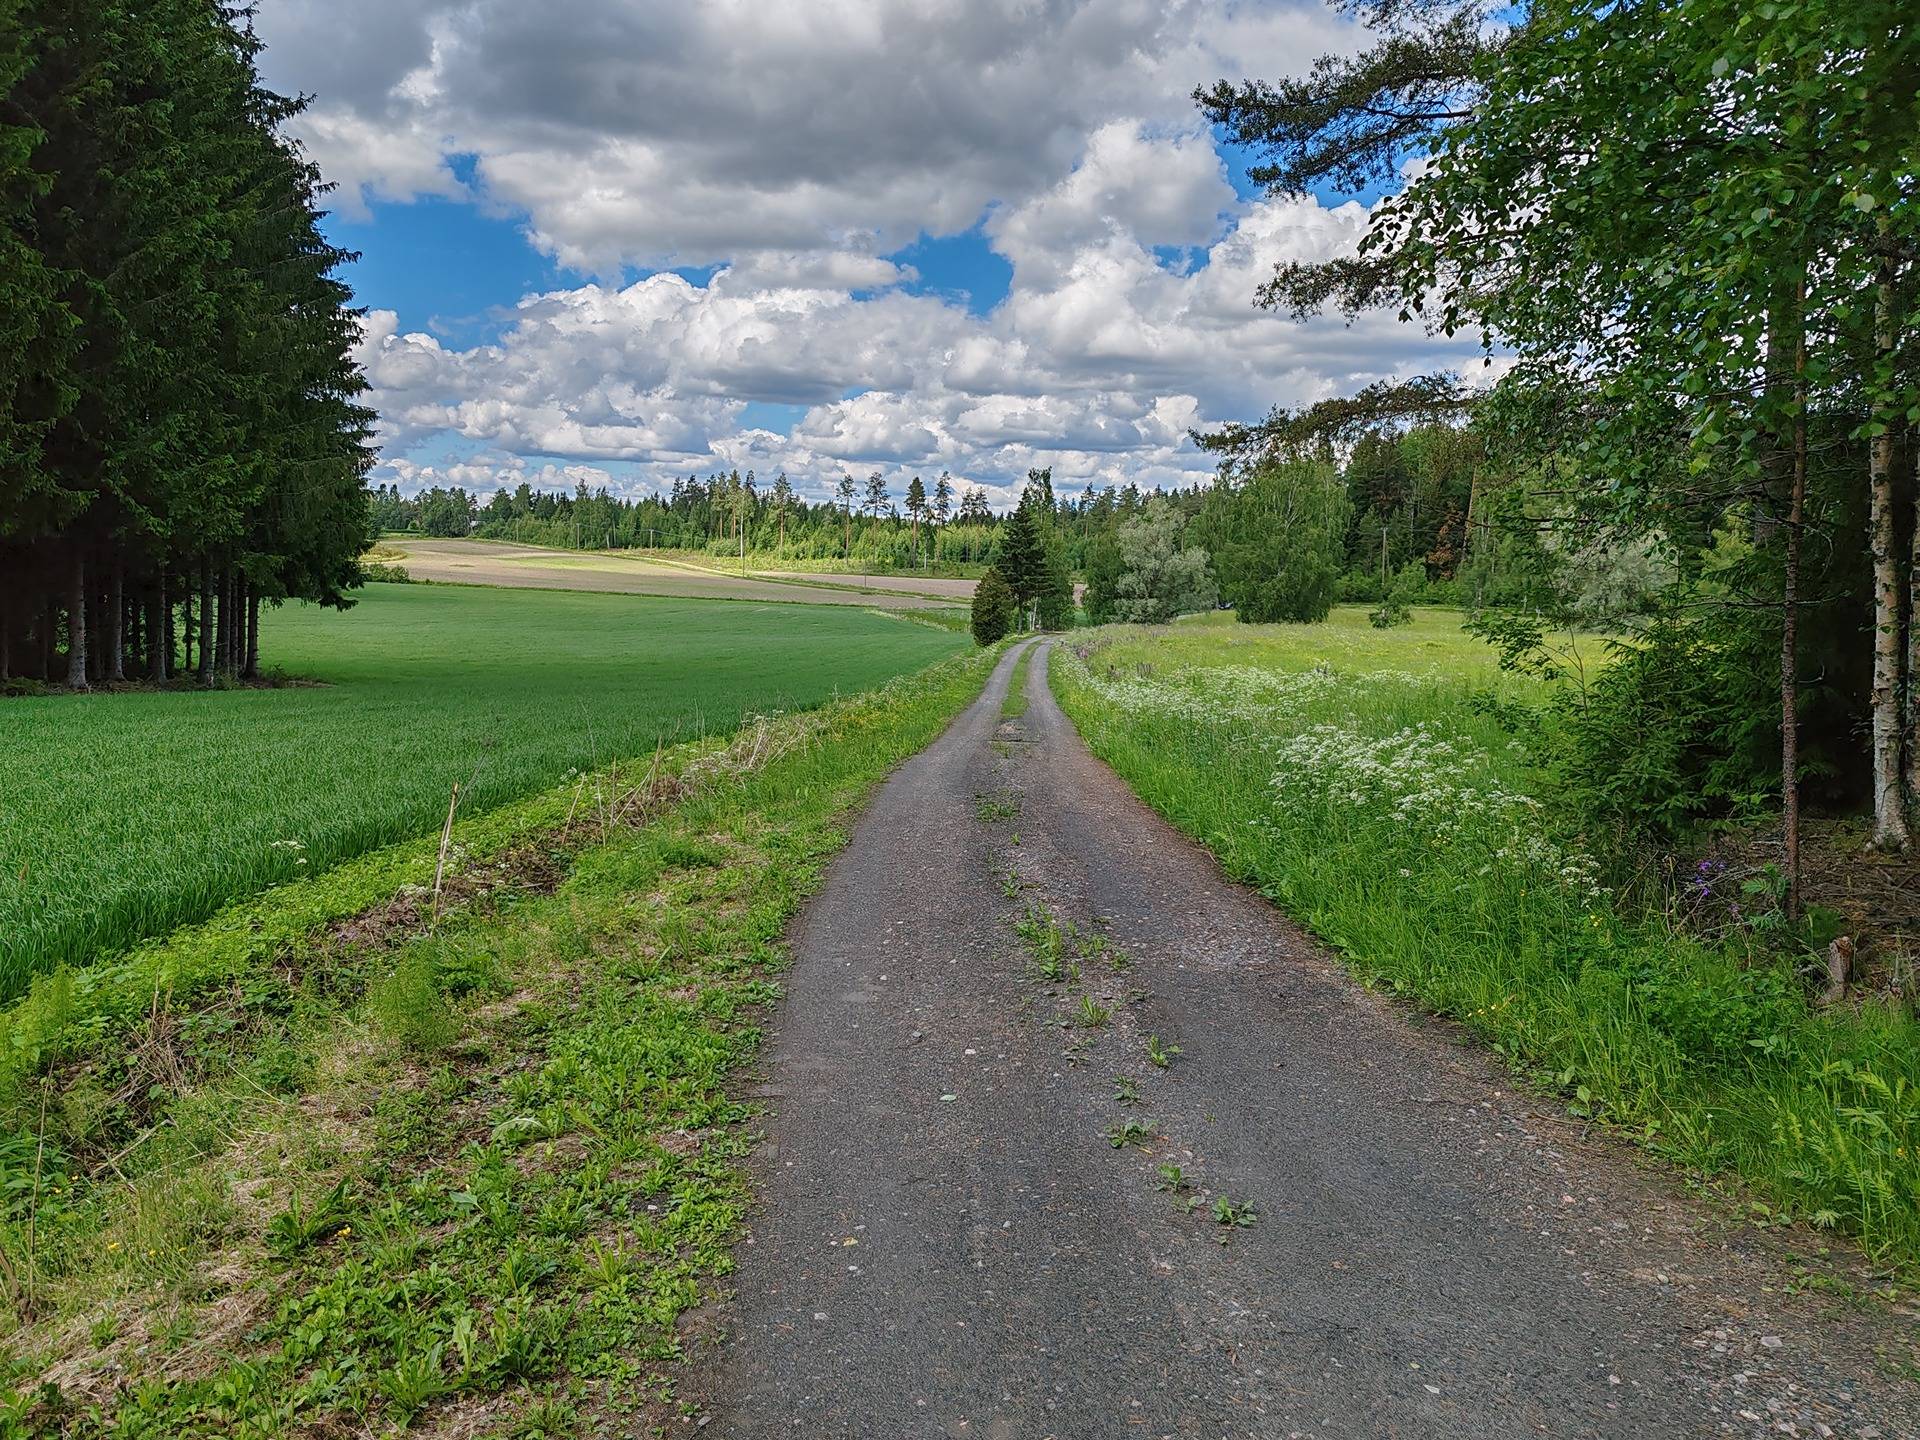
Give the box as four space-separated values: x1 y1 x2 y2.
971 566 1017 646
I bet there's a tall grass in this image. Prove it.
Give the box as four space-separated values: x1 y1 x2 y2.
1055 613 1920 1265
0 584 962 992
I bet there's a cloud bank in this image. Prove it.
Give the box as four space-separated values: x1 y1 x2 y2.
257 0 1477 505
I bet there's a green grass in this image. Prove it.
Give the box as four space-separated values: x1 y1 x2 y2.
0 642 1004 1437
1147 603 1611 680
0 583 963 993
1055 611 1920 1267
1000 642 1035 722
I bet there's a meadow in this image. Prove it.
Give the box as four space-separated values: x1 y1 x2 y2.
0 583 962 991
1054 606 1920 1264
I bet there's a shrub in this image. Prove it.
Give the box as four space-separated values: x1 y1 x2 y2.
971 566 1018 645
1198 459 1347 624
1111 498 1216 624
1368 561 1424 628
1518 618 1774 850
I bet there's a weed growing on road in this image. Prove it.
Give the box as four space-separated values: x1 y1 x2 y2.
1082 930 1131 972
1213 1196 1257 1228
1016 905 1068 980
975 792 1020 822
1077 995 1112 1028
1154 1164 1191 1193
1145 1034 1182 1069
1000 645 1035 725
1107 1119 1157 1149
1112 1077 1141 1106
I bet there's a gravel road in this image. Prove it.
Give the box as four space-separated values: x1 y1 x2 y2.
683 641 1920 1439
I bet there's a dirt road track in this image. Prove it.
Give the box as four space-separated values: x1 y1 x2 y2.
684 641 1920 1438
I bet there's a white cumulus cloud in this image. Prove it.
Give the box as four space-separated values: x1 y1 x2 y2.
263 0 1475 503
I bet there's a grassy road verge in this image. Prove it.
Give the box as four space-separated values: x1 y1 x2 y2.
1053 623 1920 1269
1 583 962 993
0 645 1000 1438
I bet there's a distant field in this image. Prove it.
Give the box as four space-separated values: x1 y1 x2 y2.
0 583 964 990
390 537 962 609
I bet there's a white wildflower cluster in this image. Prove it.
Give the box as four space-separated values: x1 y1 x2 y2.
1268 722 1608 902
1067 649 1607 905
1076 661 1425 732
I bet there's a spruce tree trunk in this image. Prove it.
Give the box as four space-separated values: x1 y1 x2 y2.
197 561 214 686
1868 254 1910 849
150 574 168 683
245 587 260 679
228 573 241 676
65 546 88 690
85 568 102 684
220 570 235 677
106 560 124 683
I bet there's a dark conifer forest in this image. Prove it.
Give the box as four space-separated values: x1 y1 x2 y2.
0 0 373 689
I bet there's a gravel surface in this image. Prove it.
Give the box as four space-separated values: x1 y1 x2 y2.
682 641 1920 1439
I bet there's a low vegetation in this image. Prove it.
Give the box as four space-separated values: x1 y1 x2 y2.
0 643 1001 1437
0 583 962 992
1055 614 1920 1265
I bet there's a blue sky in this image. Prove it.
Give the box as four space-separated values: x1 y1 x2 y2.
321 135 1390 342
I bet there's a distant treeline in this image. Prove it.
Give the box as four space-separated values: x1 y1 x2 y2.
370 430 1507 594
0 3 373 690
372 470 1007 571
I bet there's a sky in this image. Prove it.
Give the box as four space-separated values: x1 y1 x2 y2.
253 0 1482 512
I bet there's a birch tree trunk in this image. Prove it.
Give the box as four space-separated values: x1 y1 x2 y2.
1869 253 1910 849
1907 432 1920 805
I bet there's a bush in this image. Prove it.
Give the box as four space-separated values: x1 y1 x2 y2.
1198 459 1347 624
1368 561 1424 628
1473 611 1777 850
1112 498 1216 623
971 566 1018 645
